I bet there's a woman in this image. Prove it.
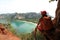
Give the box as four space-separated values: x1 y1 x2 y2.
34 11 55 40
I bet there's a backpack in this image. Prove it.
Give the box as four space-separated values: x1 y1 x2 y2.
37 16 54 31
42 16 54 31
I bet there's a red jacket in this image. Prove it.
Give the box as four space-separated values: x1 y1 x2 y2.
37 16 53 31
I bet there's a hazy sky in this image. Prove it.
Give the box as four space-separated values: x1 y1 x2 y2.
0 0 57 17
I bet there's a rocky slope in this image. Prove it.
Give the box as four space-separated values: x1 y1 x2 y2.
0 24 21 40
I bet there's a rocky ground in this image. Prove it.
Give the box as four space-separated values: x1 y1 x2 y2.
0 24 21 40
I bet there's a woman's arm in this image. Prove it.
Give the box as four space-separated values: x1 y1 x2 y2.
34 18 41 40
36 18 41 28
34 18 41 34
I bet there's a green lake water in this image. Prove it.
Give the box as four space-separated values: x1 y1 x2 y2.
11 20 36 33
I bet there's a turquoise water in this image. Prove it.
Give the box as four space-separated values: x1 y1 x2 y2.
0 19 36 33
11 20 36 33
0 19 8 24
